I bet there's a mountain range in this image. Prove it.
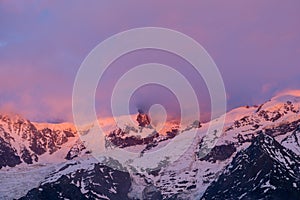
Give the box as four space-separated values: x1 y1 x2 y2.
0 91 300 199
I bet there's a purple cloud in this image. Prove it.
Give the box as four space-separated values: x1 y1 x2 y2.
0 1 300 122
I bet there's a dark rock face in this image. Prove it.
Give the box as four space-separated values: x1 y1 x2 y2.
20 146 37 164
65 141 86 160
236 132 256 144
136 110 151 127
28 126 47 155
20 163 132 200
199 143 236 163
201 134 300 200
264 119 300 137
106 128 159 148
142 185 163 200
19 176 88 200
166 129 178 139
0 136 21 169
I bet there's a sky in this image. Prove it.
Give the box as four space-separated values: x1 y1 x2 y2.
0 1 300 122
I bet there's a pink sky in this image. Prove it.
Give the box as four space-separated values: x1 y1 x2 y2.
0 1 300 122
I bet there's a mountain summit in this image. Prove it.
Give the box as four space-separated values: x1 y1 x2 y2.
136 109 151 127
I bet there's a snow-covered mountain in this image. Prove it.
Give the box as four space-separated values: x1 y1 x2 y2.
0 114 78 168
201 133 300 200
1 91 300 199
20 157 132 200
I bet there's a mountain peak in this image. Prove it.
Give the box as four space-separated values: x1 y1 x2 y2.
254 132 275 146
136 110 151 127
201 133 300 200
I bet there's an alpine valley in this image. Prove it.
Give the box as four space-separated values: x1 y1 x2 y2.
1 91 300 200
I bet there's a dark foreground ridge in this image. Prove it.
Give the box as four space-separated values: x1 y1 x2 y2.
201 133 300 200
20 163 131 200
